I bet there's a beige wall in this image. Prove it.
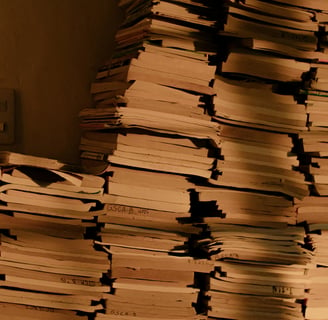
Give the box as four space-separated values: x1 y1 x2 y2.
0 0 122 164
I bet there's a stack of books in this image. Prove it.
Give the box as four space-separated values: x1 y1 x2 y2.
195 220 311 319
207 259 310 319
1 1 328 319
211 121 309 199
191 182 311 319
0 0 315 319
219 0 326 78
0 152 111 319
304 233 328 320
194 186 297 227
79 0 223 318
80 0 220 177
213 1 328 319
76 0 328 319
305 94 328 131
213 75 308 133
295 113 328 319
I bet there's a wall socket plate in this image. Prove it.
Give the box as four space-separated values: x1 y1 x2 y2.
0 88 15 144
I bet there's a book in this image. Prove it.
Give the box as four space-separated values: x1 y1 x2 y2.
221 7 317 51
0 301 89 320
0 165 105 190
221 49 310 82
0 151 68 170
0 288 103 313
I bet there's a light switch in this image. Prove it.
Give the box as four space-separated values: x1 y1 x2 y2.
0 89 15 144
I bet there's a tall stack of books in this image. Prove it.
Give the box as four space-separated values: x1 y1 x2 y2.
0 152 110 319
212 1 328 319
79 0 222 318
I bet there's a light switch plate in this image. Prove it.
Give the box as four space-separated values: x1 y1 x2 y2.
0 88 15 144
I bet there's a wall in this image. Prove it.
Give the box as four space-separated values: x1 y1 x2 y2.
0 0 122 164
